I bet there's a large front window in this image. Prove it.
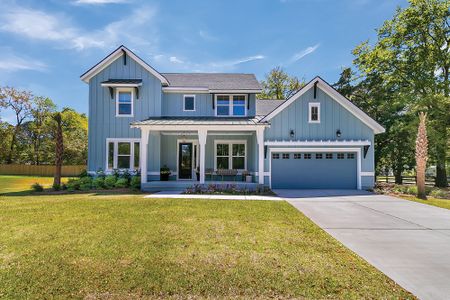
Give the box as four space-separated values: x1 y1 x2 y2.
106 139 140 170
216 95 247 116
215 141 246 170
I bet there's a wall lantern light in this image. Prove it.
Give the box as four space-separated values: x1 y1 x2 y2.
336 129 341 138
290 129 295 138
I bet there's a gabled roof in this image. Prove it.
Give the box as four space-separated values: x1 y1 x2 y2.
256 99 285 116
80 45 169 85
260 76 385 134
161 73 262 93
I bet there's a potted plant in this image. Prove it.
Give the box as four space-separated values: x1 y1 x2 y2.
160 166 171 181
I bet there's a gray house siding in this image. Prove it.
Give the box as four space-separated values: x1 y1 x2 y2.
87 55 163 172
263 85 375 189
161 93 256 116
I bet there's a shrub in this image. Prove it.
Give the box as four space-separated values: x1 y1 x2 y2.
79 177 93 190
406 186 417 195
104 175 117 189
52 183 61 191
67 178 81 191
115 178 129 188
79 169 89 178
130 176 141 190
92 177 105 189
430 189 447 199
31 183 44 192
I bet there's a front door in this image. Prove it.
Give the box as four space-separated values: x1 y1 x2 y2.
178 142 193 179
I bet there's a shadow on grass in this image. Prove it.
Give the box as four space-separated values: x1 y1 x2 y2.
0 189 144 197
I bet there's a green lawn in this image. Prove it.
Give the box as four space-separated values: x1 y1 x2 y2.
399 195 450 210
0 192 413 299
0 175 70 195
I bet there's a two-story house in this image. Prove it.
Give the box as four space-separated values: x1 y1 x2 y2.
81 45 384 191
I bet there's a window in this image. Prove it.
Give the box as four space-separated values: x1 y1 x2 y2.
294 153 301 159
315 153 323 159
106 139 140 170
326 153 333 159
215 141 246 170
337 153 345 159
116 89 133 117
272 153 280 159
216 95 247 116
183 95 195 111
233 95 246 116
304 153 312 159
282 153 290 159
347 153 355 159
308 102 320 123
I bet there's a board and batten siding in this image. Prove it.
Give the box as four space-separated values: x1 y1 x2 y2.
161 93 257 116
263 85 375 188
87 55 163 172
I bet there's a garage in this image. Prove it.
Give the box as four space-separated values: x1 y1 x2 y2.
271 151 357 189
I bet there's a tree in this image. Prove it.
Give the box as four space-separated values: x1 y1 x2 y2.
52 112 64 187
416 112 428 199
29 97 56 165
60 108 88 165
0 87 33 164
353 0 449 187
333 68 356 99
259 66 304 99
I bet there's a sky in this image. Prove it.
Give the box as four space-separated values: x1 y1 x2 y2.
0 0 407 122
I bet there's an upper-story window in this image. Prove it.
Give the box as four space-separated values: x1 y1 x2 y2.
183 95 195 111
216 94 247 116
116 88 134 117
308 102 320 123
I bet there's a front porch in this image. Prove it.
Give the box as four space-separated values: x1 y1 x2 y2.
131 117 268 191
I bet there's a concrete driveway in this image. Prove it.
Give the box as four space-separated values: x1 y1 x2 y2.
276 190 450 300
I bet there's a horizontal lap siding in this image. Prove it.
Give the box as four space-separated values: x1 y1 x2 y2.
87 56 162 172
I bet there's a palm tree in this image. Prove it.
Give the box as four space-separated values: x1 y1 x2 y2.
53 112 64 187
415 112 428 200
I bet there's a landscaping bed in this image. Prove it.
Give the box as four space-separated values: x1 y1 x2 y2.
184 183 276 196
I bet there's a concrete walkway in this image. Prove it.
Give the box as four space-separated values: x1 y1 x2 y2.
286 192 450 300
144 190 282 201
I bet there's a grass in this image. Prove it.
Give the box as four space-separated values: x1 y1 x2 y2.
0 175 70 195
397 195 450 210
0 193 414 299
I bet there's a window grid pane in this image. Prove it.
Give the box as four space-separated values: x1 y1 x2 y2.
294 153 301 159
134 142 140 169
304 153 312 159
316 153 323 159
184 96 194 111
108 142 114 169
337 153 345 159
326 153 333 159
272 153 280 159
282 153 290 159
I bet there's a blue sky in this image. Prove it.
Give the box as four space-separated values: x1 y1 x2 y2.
0 0 406 121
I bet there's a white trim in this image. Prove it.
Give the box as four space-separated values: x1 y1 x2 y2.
105 138 141 172
162 87 209 93
183 95 196 112
210 89 261 93
115 88 134 117
264 140 371 146
160 131 254 136
268 147 362 190
80 45 169 85
100 83 142 87
308 102 320 123
213 140 247 171
261 77 385 134
361 171 375 176
131 124 268 131
176 139 199 181
215 94 248 117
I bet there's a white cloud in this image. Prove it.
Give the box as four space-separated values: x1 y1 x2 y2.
0 3 158 51
73 0 130 4
169 56 184 64
0 51 47 72
199 30 218 41
289 44 320 63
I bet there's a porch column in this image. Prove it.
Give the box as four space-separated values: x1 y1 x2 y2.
198 129 207 184
256 127 265 184
140 128 149 185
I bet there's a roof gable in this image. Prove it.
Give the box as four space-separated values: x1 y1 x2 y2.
261 76 385 134
80 45 168 85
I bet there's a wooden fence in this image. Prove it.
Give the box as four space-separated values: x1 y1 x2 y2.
0 165 86 177
376 176 436 186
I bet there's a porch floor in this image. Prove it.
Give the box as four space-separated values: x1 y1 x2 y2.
142 180 259 192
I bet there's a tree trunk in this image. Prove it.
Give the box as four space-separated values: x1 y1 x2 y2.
394 169 403 185
6 125 19 164
415 112 428 200
434 143 448 188
53 113 64 187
